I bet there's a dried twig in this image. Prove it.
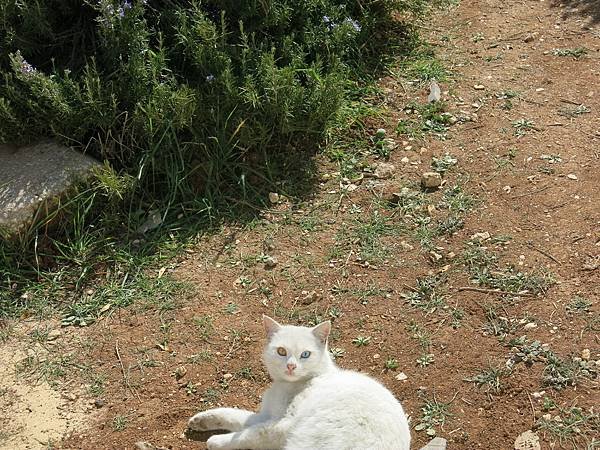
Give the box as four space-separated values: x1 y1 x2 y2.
527 240 561 265
115 340 140 400
457 286 534 297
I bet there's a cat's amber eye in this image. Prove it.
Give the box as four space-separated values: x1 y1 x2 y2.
277 347 287 356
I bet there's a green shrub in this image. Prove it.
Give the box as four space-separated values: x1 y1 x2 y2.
0 0 440 315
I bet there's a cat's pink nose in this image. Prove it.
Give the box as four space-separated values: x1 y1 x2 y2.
286 363 296 372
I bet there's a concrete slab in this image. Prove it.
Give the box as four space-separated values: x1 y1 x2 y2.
0 141 100 234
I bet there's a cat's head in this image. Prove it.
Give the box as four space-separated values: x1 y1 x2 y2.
262 315 333 382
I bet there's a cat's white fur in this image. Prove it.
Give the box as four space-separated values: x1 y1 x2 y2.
188 315 411 450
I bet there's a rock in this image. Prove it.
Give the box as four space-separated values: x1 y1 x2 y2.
514 430 540 450
419 437 447 450
263 256 278 269
47 329 62 341
223 373 233 380
474 84 485 90
566 174 578 180
395 372 408 381
428 80 441 103
0 141 100 235
421 172 442 189
374 162 396 179
268 192 280 204
523 322 537 330
523 34 535 43
470 231 491 241
301 290 321 305
94 398 105 408
581 348 590 360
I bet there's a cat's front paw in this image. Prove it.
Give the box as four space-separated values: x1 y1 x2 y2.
206 433 232 450
188 410 225 432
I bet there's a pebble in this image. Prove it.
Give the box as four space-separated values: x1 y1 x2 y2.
473 84 485 90
395 372 408 381
514 430 540 450
400 156 410 164
524 322 537 330
223 373 233 380
374 162 396 179
470 231 491 241
263 256 278 269
581 348 590 360
428 80 441 103
268 192 280 204
373 354 380 359
47 329 62 341
421 172 442 189
566 174 578 180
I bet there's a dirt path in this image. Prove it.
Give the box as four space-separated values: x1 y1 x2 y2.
2 0 599 449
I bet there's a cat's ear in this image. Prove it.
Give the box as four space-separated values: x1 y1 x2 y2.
263 315 281 338
311 321 331 344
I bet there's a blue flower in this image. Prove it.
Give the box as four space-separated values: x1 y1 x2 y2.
206 74 215 82
117 6 125 18
123 1 132 9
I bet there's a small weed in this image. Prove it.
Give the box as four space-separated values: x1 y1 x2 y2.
559 104 591 118
431 154 458 174
224 302 240 315
417 353 435 367
202 388 220 404
507 338 598 389
187 351 213 363
415 395 452 436
184 382 198 395
484 306 517 338
552 47 588 58
112 415 128 432
192 315 214 341
15 354 75 385
87 373 106 396
385 358 400 370
330 347 346 359
536 406 599 447
450 307 465 329
567 296 593 314
237 367 256 381
352 336 371 347
543 353 597 390
464 366 507 393
436 215 464 235
512 118 536 137
402 275 446 312
438 185 476 213
407 321 432 351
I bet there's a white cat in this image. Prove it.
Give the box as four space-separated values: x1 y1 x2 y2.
188 315 411 450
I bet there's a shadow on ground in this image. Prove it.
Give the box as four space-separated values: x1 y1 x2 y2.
551 0 600 23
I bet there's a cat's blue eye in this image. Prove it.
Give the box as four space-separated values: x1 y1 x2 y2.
300 351 311 359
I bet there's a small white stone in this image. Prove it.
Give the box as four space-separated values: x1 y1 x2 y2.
581 348 590 360
395 372 408 381
567 174 578 180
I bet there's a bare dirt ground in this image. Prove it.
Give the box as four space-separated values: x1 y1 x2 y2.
2 0 599 449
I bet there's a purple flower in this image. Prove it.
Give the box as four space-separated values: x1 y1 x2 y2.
123 0 132 8
117 6 125 17
13 51 36 76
